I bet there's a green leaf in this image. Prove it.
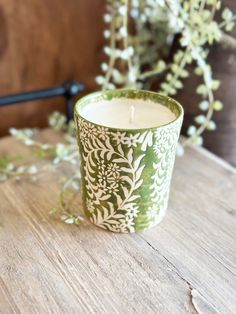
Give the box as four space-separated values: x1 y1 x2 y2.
174 80 183 89
196 84 208 96
171 64 179 72
225 23 235 32
174 51 184 63
187 125 197 136
185 54 192 64
207 121 217 131
64 217 75 224
155 60 166 72
216 1 221 10
222 8 233 21
168 87 177 95
211 80 220 90
199 100 209 111
213 100 223 111
49 207 60 215
166 74 173 82
194 67 203 76
179 69 189 78
195 115 206 124
192 136 203 146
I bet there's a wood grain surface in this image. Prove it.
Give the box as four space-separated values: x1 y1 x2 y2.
0 130 235 313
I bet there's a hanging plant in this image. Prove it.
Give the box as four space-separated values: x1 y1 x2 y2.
96 0 236 154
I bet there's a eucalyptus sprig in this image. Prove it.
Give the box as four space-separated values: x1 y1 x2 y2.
96 0 236 153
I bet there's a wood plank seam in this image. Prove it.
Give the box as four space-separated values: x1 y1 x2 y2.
138 234 224 314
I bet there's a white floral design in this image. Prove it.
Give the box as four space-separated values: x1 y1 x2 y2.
123 133 141 147
126 205 139 218
147 206 158 219
97 126 110 140
112 130 153 150
76 112 182 233
150 118 183 225
86 199 95 214
119 216 135 232
107 163 120 178
77 118 98 147
112 131 127 145
97 161 121 194
77 116 147 233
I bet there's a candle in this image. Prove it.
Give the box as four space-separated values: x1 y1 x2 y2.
79 97 176 129
74 89 183 233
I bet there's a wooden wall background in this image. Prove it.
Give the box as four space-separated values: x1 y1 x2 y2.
0 0 105 134
0 0 235 165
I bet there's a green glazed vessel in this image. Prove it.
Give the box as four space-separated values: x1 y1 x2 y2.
74 89 183 233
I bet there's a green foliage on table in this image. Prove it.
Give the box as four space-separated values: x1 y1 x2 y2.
0 113 83 223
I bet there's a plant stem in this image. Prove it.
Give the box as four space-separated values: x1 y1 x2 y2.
123 0 133 74
200 0 206 12
183 56 215 146
171 50 189 87
138 67 167 81
210 0 217 20
103 1 117 89
183 90 214 147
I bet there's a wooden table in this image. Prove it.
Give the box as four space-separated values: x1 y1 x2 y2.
0 130 236 314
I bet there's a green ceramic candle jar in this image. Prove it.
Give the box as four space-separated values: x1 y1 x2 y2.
74 89 183 233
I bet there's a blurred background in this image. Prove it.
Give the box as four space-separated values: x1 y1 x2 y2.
0 0 235 166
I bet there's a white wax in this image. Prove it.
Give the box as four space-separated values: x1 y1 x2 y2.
78 98 175 129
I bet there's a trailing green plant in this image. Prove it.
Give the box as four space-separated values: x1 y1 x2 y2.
96 0 236 153
0 112 83 223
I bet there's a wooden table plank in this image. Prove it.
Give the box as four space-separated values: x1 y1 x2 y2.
0 180 191 313
0 130 235 314
140 146 236 313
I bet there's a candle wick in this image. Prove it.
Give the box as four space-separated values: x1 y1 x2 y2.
129 105 135 125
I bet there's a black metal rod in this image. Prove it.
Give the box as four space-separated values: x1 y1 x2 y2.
66 98 74 122
0 86 64 106
0 81 84 107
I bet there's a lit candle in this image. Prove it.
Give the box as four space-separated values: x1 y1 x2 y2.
74 89 183 233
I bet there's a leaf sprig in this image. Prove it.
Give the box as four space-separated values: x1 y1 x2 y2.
0 112 82 224
96 0 236 153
